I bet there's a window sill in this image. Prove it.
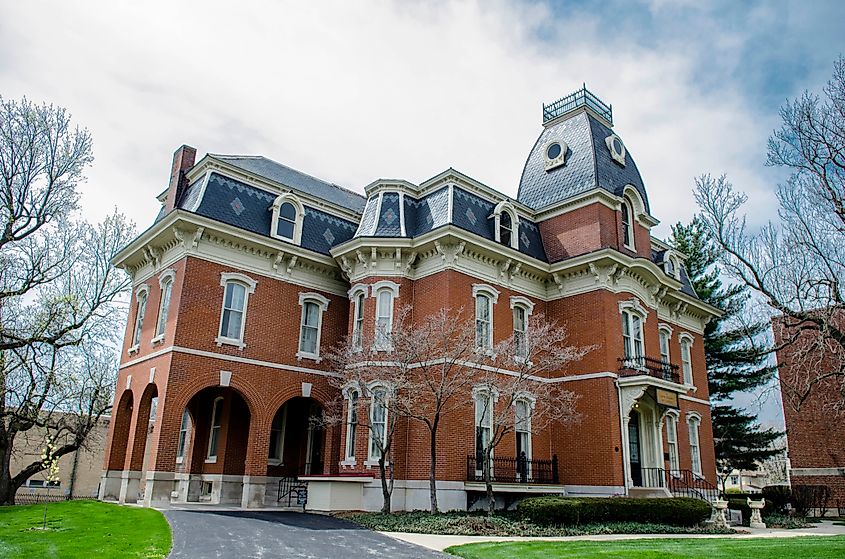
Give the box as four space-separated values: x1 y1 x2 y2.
268 459 283 466
215 336 245 350
364 459 383 468
296 351 322 363
151 334 165 345
128 345 140 355
341 458 357 467
204 458 217 464
176 456 184 464
684 384 697 392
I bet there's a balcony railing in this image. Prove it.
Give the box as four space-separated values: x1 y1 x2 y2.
543 85 613 125
466 454 559 485
618 356 681 384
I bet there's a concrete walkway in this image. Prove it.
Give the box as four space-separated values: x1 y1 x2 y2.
381 520 845 552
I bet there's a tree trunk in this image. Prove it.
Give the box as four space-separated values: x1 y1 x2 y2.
378 455 391 514
0 425 19 506
428 422 439 514
484 447 495 516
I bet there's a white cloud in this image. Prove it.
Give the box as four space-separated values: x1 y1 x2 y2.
1 0 786 238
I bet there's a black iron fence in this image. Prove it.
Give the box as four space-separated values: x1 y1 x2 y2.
466 455 559 484
638 468 720 503
618 356 681 384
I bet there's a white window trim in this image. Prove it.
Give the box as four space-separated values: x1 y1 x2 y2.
664 410 680 476
268 405 288 466
679 332 695 388
215 272 257 350
176 409 191 464
491 200 520 250
510 296 534 362
270 193 305 245
473 385 499 474
343 386 360 465
619 298 647 366
129 284 150 354
473 284 500 351
514 395 535 468
296 292 330 362
686 412 703 477
663 252 682 281
366 382 391 464
206 397 224 463
152 269 176 344
621 196 636 250
372 281 400 351
348 284 369 352
658 323 673 364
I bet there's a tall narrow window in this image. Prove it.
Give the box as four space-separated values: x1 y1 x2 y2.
345 390 359 460
375 289 393 349
131 290 148 348
369 388 388 459
299 302 320 355
621 310 644 367
621 198 635 249
176 410 191 463
475 294 492 350
155 277 173 339
475 391 494 474
680 337 693 385
665 414 680 474
220 282 246 340
499 211 512 247
276 202 297 241
207 397 223 461
688 416 702 476
515 399 532 478
513 305 528 359
353 292 365 351
659 329 670 364
268 408 286 463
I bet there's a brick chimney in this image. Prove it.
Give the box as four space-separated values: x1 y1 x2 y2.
164 145 197 213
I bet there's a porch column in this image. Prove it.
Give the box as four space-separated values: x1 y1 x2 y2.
242 414 271 509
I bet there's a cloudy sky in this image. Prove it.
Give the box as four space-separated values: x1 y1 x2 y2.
2 0 843 426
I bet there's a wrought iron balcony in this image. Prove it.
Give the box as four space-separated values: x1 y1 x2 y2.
466 454 559 485
543 85 613 125
618 356 681 384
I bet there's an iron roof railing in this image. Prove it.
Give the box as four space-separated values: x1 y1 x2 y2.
543 85 613 125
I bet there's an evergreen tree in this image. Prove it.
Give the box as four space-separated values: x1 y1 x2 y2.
671 217 782 487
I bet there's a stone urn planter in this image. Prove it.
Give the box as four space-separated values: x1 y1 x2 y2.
747 497 766 529
712 499 729 529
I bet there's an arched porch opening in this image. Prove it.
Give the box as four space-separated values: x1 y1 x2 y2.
266 397 325 478
132 384 159 500
106 390 134 471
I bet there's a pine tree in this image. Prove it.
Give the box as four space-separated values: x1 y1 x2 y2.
671 216 782 487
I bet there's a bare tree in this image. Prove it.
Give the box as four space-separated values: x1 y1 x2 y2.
694 57 845 414
0 96 134 504
472 314 585 515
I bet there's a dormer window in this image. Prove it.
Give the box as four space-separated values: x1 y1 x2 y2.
663 252 682 281
621 197 635 250
492 201 519 250
270 194 304 244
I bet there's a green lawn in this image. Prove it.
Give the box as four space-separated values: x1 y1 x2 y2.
446 536 845 559
0 500 171 558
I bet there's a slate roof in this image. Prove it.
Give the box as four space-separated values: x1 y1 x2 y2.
211 155 367 213
517 111 650 213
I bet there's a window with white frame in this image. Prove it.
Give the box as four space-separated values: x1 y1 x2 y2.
176 410 191 463
688 414 702 476
474 388 495 474
206 397 223 462
621 309 645 367
515 398 532 475
665 413 680 474
510 296 535 361
473 285 499 351
297 293 330 360
345 389 359 460
216 273 257 348
372 281 399 350
369 387 388 460
268 407 287 464
680 334 694 385
659 327 671 364
621 196 635 249
492 201 519 250
154 270 175 340
270 194 304 244
348 284 368 351
131 286 149 349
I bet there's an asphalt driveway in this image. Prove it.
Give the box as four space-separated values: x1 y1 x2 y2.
164 509 449 559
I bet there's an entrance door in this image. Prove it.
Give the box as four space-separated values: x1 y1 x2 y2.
304 404 324 475
628 410 642 487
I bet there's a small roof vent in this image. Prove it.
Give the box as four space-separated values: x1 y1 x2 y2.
542 85 613 127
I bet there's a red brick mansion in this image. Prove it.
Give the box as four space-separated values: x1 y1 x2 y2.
100 88 720 511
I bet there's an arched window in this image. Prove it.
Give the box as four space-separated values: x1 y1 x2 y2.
473 386 497 476
510 296 535 361
297 293 330 360
492 201 520 250
130 285 149 350
154 270 176 341
473 285 499 351
348 284 368 352
345 389 359 461
216 272 257 349
621 197 635 249
680 333 694 386
514 397 533 479
268 407 287 464
270 194 304 244
621 309 645 367
658 324 673 379
206 397 224 462
687 414 702 476
664 412 680 474
372 281 399 351
368 386 389 460
176 410 191 464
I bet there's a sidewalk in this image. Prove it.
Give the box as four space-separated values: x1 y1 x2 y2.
380 520 845 552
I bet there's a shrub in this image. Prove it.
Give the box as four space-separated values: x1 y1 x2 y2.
516 496 711 527
762 486 791 514
791 485 832 517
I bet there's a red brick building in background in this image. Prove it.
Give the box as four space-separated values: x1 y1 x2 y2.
99 88 720 511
